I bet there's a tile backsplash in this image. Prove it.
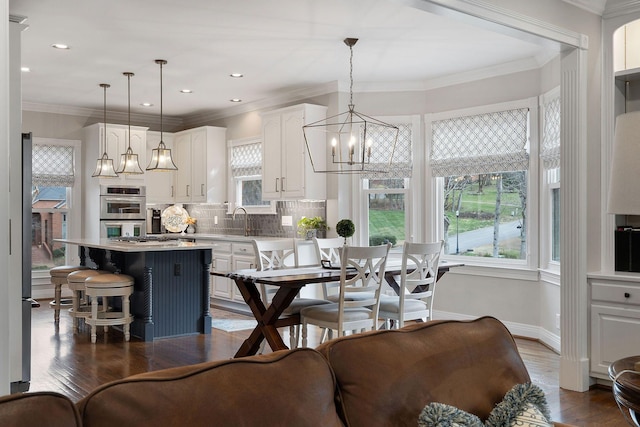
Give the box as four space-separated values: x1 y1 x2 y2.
171 201 326 237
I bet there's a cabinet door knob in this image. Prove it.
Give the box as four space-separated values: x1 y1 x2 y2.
201 184 205 196
275 178 279 192
625 292 631 298
186 184 190 197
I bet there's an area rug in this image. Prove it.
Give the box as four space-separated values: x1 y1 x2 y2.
211 318 257 332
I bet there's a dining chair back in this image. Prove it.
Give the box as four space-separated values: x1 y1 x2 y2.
379 240 444 329
313 237 344 300
251 239 330 349
301 243 391 347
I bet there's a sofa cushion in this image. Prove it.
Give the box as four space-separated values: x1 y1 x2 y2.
0 391 81 427
77 347 344 427
316 316 531 427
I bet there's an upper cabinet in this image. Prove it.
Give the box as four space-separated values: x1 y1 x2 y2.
84 123 148 184
261 104 327 200
145 131 175 204
173 126 227 203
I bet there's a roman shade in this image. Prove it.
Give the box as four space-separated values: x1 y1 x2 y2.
540 96 561 170
362 123 412 179
430 108 529 177
32 144 75 187
231 141 262 177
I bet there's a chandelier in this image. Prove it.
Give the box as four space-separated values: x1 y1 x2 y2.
302 38 399 174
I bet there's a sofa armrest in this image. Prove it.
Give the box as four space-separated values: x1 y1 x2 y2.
0 391 81 427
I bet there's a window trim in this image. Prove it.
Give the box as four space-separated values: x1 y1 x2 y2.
226 136 276 215
354 115 421 247
425 97 539 270
32 137 82 280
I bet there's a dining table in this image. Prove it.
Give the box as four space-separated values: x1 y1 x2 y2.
211 259 463 358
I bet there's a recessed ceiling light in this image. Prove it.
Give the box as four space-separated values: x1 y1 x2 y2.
180 89 192 93
230 73 244 78
21 67 30 72
51 43 69 50
140 102 153 107
230 98 242 103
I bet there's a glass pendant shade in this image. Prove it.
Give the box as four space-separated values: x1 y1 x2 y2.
116 72 144 175
302 38 398 174
92 83 119 178
147 59 178 171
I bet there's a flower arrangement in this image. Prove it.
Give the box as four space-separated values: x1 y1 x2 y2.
185 216 197 225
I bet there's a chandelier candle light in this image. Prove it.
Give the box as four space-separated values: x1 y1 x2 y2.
147 59 178 171
302 38 399 174
116 72 144 174
92 83 118 178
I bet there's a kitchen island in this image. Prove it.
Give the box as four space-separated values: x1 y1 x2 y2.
56 237 215 341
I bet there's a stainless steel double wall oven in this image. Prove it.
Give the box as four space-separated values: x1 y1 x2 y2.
99 185 146 238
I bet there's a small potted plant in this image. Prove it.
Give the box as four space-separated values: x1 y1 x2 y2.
185 216 197 234
297 216 328 240
336 219 355 244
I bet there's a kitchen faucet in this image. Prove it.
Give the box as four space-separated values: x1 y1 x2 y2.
232 206 250 236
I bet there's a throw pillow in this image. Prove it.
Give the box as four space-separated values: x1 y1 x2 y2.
485 383 552 427
418 403 484 427
418 383 553 427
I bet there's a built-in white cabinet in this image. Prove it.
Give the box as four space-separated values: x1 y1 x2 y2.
145 131 175 203
589 272 640 380
174 126 227 203
261 104 327 200
84 123 148 184
211 242 255 306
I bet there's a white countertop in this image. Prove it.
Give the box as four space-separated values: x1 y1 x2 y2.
56 234 301 252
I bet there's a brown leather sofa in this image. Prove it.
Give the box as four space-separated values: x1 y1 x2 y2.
0 317 574 426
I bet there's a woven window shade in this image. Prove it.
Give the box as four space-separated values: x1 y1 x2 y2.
430 108 529 177
231 142 262 177
362 123 412 179
541 97 560 170
32 144 75 187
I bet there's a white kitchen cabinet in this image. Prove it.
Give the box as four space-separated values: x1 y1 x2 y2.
173 126 227 203
211 241 255 305
589 272 640 380
84 123 148 184
261 104 327 200
145 131 175 203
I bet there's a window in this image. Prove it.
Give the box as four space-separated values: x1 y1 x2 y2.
31 139 81 276
540 88 561 269
361 121 414 250
228 137 275 214
429 100 534 263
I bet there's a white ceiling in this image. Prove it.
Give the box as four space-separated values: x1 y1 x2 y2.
10 0 563 121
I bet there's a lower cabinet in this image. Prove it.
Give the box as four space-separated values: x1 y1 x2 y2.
589 273 640 379
211 242 255 306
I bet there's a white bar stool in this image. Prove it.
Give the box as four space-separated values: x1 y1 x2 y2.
49 265 90 323
66 269 107 332
84 273 134 344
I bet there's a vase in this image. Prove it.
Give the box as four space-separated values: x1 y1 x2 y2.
186 225 196 234
305 229 317 240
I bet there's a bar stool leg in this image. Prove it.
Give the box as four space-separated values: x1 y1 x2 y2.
123 295 131 342
90 296 99 344
53 283 62 323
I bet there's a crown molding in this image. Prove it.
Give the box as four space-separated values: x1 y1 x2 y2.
22 102 183 128
603 0 640 19
182 81 340 128
562 0 606 15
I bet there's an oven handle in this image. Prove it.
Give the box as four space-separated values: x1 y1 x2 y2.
102 196 145 203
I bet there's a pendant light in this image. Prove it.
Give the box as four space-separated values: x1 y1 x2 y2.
302 38 399 174
146 59 178 171
116 72 144 174
92 83 119 178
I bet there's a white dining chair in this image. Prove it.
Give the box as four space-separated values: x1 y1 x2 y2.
378 240 444 329
252 239 330 349
301 243 391 347
312 237 344 301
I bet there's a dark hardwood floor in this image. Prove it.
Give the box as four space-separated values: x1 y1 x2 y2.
26 301 626 426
